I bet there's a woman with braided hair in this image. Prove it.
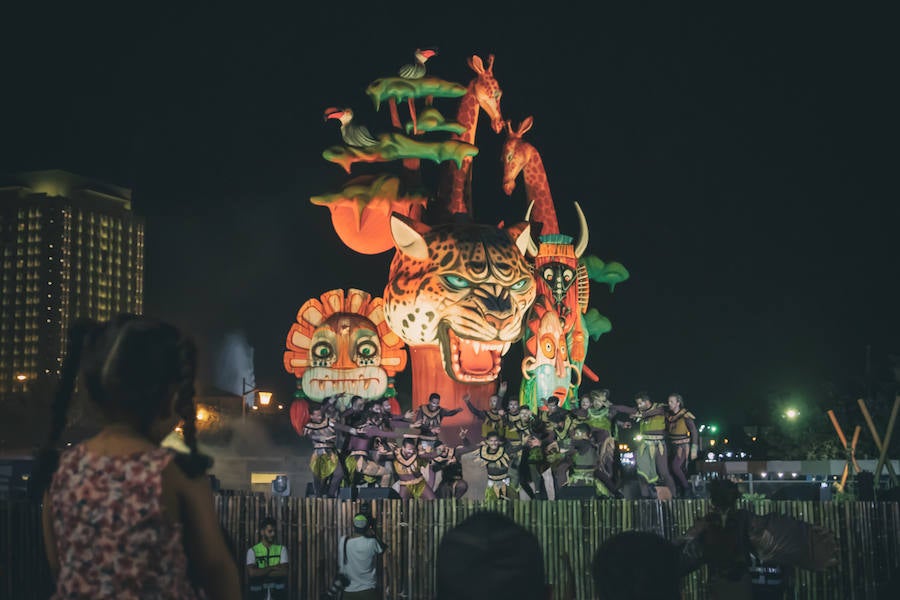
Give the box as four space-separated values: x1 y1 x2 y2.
30 314 240 599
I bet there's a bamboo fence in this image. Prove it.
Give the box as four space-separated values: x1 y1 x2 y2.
3 496 899 599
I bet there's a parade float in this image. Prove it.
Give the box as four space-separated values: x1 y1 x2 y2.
286 49 628 430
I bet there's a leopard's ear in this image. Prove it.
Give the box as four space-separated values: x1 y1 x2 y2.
504 222 532 257
390 212 430 260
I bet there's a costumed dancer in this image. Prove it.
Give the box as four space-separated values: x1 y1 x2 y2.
464 382 508 438
456 430 515 500
417 436 442 491
527 413 565 500
338 416 405 489
666 393 698 498
557 423 610 497
612 392 676 500
541 397 573 441
302 403 345 498
586 389 619 495
570 395 592 426
432 441 468 499
505 404 544 498
413 392 463 438
501 400 527 493
392 436 436 500
382 397 416 429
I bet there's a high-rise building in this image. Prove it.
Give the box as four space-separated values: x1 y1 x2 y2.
0 170 144 402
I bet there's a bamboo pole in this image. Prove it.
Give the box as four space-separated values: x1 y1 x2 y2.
857 398 898 484
850 425 862 473
874 396 900 483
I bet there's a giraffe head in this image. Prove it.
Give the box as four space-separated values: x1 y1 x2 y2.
466 54 504 133
502 116 535 196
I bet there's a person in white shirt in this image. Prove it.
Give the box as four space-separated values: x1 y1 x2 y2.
338 512 387 599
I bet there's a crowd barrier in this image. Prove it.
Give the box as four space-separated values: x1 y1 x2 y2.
3 495 899 599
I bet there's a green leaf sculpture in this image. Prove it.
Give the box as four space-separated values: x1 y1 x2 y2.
582 309 612 341
366 76 466 110
323 132 478 174
403 107 466 135
580 255 630 292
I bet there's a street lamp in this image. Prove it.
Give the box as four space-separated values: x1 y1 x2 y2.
784 408 800 420
241 377 273 421
15 374 27 382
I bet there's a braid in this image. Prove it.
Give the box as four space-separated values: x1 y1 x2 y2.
172 335 212 477
29 319 99 501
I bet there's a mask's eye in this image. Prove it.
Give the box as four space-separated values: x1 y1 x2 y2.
312 342 334 360
506 153 514 162
540 334 556 359
442 274 471 290
559 335 568 359
563 269 574 282
356 339 378 359
543 268 554 281
510 277 530 291
493 90 501 99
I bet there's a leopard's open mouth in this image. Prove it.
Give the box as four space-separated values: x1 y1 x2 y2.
441 327 512 383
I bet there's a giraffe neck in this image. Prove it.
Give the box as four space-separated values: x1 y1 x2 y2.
522 150 559 234
454 84 481 144
447 86 481 214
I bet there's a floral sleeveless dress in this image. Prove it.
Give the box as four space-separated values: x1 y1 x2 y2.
48 444 201 599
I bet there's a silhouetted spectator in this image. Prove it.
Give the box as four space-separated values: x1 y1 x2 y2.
591 530 682 600
680 478 838 600
436 511 553 600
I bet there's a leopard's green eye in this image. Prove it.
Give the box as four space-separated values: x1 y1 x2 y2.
510 278 530 291
442 274 471 290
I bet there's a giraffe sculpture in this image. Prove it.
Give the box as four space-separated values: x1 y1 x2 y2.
440 54 505 215
502 116 560 234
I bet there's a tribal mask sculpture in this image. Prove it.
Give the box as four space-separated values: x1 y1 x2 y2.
283 288 407 402
521 295 580 404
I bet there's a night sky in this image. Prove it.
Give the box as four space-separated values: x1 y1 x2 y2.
2 4 896 426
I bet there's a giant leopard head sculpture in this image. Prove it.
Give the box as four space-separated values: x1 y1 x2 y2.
384 214 536 383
